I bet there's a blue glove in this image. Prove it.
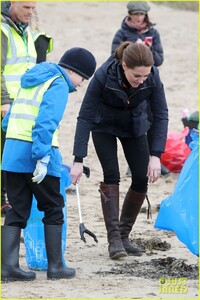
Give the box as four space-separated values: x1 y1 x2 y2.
32 156 50 184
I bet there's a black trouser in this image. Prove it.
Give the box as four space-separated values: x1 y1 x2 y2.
4 172 64 228
92 132 149 193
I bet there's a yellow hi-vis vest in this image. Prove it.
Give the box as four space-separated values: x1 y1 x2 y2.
6 75 61 147
1 23 37 99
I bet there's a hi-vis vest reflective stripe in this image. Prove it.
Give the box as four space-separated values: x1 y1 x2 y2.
6 75 61 147
1 23 37 99
33 31 53 54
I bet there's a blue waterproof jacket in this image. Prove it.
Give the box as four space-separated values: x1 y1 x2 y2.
73 57 168 159
111 17 164 67
2 62 75 177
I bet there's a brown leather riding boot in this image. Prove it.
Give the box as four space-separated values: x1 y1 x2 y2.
99 182 127 259
119 188 146 256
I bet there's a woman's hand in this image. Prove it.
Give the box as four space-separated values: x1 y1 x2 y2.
147 156 161 183
70 162 83 185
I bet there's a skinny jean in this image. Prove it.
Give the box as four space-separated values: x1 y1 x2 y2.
92 132 149 193
4 172 64 228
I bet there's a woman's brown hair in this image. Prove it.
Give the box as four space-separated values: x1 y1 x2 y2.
115 41 154 68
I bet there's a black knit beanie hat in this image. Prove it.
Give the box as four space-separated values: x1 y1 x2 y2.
58 47 96 80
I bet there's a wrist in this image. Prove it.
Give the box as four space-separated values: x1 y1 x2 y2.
40 155 50 164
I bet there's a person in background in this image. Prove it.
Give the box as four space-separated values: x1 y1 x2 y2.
34 31 53 63
1 1 53 216
1 47 96 282
111 1 170 176
1 1 37 216
29 5 53 63
111 1 164 67
70 42 168 260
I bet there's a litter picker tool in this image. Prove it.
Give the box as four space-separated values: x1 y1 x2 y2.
75 182 98 244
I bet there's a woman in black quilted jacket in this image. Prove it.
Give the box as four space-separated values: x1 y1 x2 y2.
70 42 168 260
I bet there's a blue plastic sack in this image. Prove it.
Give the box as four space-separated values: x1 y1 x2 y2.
155 130 199 256
24 164 72 270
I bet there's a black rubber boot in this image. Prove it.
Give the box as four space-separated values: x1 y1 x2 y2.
99 182 127 260
120 188 146 256
44 225 76 280
1 226 36 282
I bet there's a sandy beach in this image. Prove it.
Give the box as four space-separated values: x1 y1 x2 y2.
1 1 199 299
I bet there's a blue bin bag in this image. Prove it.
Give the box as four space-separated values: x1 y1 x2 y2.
155 130 199 256
24 164 72 270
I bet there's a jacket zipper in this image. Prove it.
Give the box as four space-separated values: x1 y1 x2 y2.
105 85 154 105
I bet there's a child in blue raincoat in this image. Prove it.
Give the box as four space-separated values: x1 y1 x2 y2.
1 47 96 282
